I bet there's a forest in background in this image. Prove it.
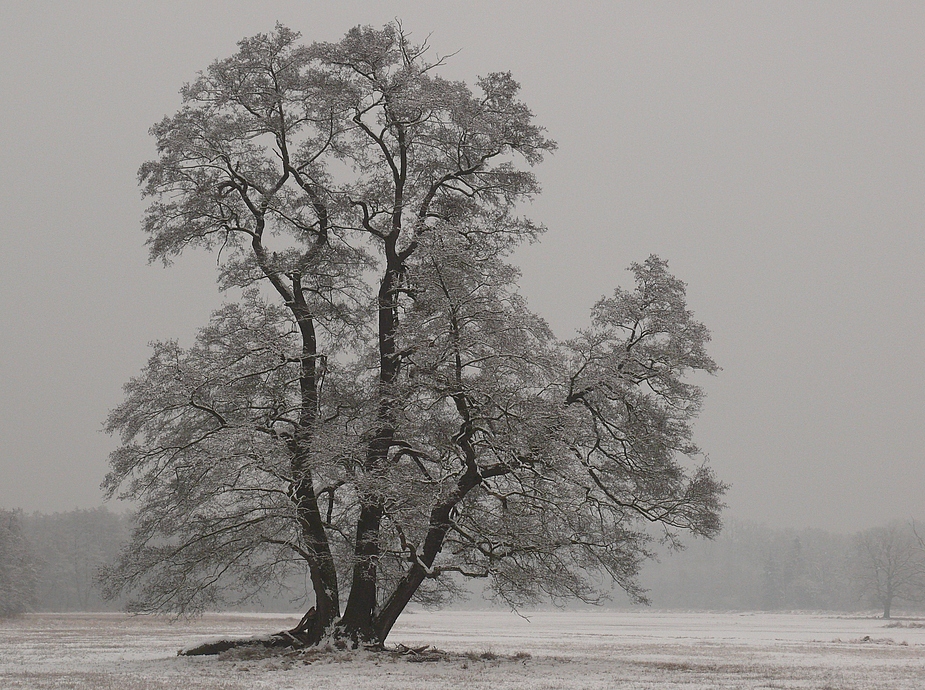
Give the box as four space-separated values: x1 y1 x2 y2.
2 507 923 616
641 521 859 610
2 508 128 613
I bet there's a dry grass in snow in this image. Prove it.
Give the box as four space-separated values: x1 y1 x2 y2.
1 610 924 689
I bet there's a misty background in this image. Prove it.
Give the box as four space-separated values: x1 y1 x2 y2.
1 0 922 565
4 507 922 614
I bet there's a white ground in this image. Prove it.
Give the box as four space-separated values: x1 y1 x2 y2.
2 610 924 689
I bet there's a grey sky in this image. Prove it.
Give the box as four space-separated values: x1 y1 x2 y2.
1 1 922 532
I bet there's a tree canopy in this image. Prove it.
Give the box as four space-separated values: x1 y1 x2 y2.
103 22 725 648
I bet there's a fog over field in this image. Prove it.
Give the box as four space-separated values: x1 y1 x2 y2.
8 509 925 616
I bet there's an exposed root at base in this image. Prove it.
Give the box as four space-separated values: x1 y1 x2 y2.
180 607 360 656
179 633 302 656
180 638 532 665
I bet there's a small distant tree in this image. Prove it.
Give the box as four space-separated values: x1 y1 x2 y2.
849 523 925 619
0 510 37 618
102 22 725 650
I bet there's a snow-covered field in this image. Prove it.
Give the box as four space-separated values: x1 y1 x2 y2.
2 610 924 689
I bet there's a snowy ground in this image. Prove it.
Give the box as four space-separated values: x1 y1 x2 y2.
2 610 924 689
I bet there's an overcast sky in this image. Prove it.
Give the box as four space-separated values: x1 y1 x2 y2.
1 1 922 532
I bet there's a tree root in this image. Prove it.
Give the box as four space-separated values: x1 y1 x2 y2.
179 629 311 656
179 608 321 656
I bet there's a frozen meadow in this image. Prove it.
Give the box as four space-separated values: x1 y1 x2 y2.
2 610 924 689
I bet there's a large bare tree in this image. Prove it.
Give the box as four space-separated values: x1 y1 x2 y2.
102 23 725 650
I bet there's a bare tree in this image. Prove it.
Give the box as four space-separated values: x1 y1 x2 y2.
102 23 725 650
849 523 925 619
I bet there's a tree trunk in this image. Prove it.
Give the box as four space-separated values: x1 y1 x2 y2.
375 470 481 641
339 259 402 645
338 501 385 644
286 273 341 642
292 479 340 643
883 597 892 619
375 564 427 642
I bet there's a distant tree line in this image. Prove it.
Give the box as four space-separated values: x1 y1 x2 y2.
0 508 307 615
2 509 924 618
640 519 925 617
0 510 37 616
0 508 128 615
